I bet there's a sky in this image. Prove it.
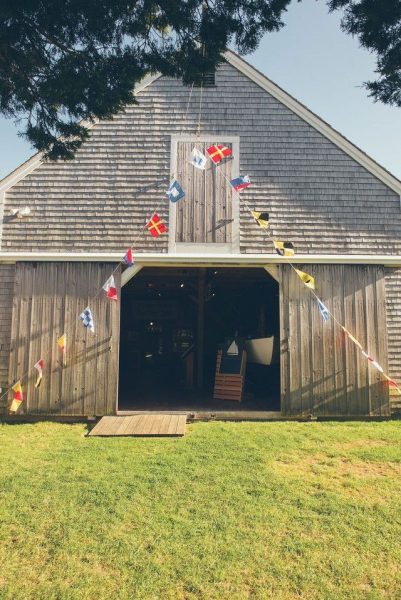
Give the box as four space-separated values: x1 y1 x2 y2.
0 0 400 181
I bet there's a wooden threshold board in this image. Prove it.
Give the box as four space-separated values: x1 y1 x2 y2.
88 414 187 437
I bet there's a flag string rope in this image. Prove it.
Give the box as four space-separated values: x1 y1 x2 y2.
1 81 201 409
213 164 401 394
3 107 401 406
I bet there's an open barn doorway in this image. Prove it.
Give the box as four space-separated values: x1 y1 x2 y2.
118 267 280 413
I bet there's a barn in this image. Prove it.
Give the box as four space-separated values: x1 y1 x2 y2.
1 50 401 420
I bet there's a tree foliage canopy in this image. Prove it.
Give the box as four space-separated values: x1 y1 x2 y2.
0 0 400 159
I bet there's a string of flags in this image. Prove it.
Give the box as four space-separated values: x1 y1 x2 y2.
230 175 251 192
57 334 67 366
167 180 185 202
34 359 45 388
80 307 95 333
273 241 295 257
10 382 23 413
207 144 232 164
103 275 118 300
251 211 269 229
4 138 401 413
146 213 167 238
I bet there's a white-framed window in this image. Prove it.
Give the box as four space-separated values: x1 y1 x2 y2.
169 135 240 253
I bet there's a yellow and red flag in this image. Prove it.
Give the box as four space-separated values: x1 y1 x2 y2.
10 381 23 413
146 213 167 238
206 144 232 164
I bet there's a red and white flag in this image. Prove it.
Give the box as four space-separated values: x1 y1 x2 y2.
34 359 45 388
103 275 118 301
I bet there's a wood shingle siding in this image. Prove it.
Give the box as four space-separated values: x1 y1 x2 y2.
8 263 120 416
0 264 15 410
385 268 401 410
2 62 400 254
280 264 390 417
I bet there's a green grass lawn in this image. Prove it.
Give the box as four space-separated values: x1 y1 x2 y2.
1 421 401 599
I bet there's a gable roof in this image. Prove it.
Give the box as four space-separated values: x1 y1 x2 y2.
0 52 400 196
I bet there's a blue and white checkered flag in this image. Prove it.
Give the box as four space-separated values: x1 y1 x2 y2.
80 306 95 333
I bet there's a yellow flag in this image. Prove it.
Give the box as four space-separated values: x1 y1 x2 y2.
57 334 66 365
10 381 23 413
57 334 66 350
294 269 315 289
274 240 295 257
251 211 269 229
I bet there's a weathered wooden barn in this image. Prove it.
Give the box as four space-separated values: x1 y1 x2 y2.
1 50 401 419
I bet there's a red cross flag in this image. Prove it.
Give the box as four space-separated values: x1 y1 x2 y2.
146 213 167 238
206 144 232 164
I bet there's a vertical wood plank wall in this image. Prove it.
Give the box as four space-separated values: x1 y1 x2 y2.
8 262 120 416
280 264 390 416
176 142 233 243
0 264 15 412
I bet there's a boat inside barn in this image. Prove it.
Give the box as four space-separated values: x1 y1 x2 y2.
118 267 281 414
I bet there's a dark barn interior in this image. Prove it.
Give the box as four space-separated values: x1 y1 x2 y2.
118 267 280 412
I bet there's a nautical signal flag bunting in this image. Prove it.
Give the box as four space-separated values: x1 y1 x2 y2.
190 148 208 170
251 211 269 229
317 299 329 322
103 275 118 301
206 144 232 164
166 180 185 203
80 307 95 332
274 240 294 256
146 213 167 238
34 359 45 388
294 269 315 290
10 381 23 413
341 326 363 350
123 247 134 267
57 334 67 366
230 175 251 191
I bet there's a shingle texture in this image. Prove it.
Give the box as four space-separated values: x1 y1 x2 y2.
385 268 401 406
1 61 400 254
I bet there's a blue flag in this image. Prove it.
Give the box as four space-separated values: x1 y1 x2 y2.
166 180 185 202
317 299 329 322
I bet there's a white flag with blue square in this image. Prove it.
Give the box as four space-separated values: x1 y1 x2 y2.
80 306 95 333
190 148 207 170
166 180 185 202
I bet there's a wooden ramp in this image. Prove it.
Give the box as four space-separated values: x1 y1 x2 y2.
88 414 187 437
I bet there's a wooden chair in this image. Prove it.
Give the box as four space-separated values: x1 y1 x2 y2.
213 349 247 402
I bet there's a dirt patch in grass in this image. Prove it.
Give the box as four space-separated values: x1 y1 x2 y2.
337 439 390 451
337 457 401 478
274 453 401 480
